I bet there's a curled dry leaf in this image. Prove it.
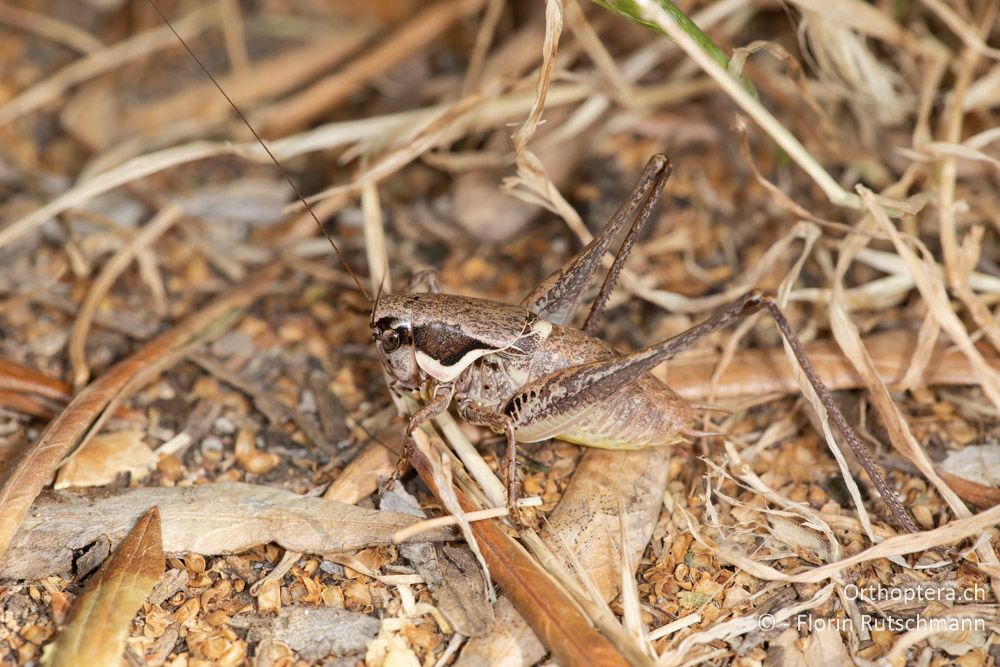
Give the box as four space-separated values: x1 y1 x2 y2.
40 506 164 667
457 447 669 664
803 624 854 665
938 472 1000 510
405 432 631 667
0 357 72 405
0 482 456 580
940 443 1000 488
53 429 157 490
939 444 1000 508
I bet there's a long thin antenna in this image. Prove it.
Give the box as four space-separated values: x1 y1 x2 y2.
146 0 372 303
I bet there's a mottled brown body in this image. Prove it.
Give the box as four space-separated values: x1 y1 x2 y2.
369 154 918 532
455 320 691 449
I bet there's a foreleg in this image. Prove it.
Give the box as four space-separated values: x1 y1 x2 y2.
383 384 453 494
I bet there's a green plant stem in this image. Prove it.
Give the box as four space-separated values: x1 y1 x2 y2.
591 0 755 95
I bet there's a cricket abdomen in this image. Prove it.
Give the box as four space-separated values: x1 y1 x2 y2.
503 324 693 449
555 376 691 449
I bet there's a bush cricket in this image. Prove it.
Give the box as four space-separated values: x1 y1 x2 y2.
151 2 918 534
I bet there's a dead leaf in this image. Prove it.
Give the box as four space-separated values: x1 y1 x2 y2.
251 606 379 661
938 471 1000 509
406 433 632 667
1 482 456 580
941 444 1000 488
54 430 157 489
458 447 669 664
767 515 831 562
927 626 987 656
41 506 164 667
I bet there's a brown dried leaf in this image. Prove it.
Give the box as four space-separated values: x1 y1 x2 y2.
938 471 1000 510
0 357 71 404
802 624 853 666
939 445 1000 508
325 440 397 504
1 482 456 580
41 506 164 667
53 430 157 490
0 391 59 420
460 447 669 664
940 444 1000 488
665 329 1000 401
406 433 631 667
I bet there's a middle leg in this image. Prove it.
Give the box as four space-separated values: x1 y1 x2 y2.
458 398 522 520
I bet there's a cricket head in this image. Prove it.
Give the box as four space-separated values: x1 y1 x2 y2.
371 292 537 389
371 293 422 390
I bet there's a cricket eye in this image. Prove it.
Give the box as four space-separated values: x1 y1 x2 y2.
379 329 402 353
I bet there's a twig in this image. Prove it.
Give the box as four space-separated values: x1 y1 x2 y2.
69 205 185 390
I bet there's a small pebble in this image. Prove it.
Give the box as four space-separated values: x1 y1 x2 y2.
320 560 344 576
214 416 236 435
202 436 224 461
299 390 316 414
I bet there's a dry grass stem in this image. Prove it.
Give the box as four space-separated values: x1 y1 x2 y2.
0 7 212 127
68 205 184 390
632 0 915 216
0 3 104 54
258 0 487 135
